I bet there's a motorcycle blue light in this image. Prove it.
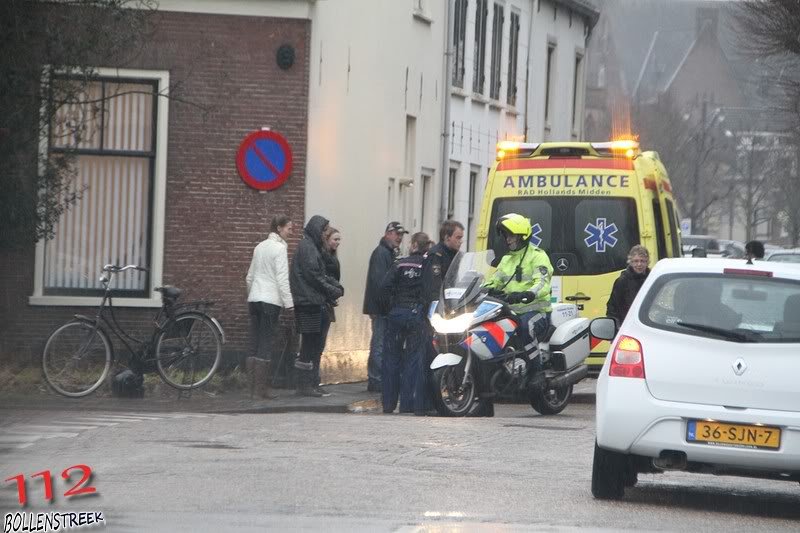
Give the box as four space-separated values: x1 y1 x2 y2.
428 300 439 319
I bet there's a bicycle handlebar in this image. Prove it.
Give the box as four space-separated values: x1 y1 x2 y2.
102 264 149 273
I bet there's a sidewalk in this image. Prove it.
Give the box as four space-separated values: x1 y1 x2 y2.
0 379 597 415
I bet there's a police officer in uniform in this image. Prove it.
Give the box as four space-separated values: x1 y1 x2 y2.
423 220 465 300
380 232 432 414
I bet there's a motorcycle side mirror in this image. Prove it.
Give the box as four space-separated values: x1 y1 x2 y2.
590 317 617 341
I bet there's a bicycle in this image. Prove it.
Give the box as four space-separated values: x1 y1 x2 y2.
42 264 225 398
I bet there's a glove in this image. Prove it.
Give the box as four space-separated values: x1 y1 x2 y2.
486 288 504 298
505 291 532 304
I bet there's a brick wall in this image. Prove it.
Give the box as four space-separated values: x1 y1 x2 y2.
0 10 310 369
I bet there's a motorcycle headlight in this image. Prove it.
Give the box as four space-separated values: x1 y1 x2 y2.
430 312 475 334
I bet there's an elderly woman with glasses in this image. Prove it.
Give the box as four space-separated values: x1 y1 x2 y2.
606 245 651 326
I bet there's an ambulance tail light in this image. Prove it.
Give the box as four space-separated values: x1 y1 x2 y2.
496 141 539 160
592 139 640 159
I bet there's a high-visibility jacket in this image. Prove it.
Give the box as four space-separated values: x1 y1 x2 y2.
485 243 553 313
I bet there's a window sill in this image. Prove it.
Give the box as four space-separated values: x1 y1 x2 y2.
472 93 489 105
488 99 504 111
451 87 468 99
506 106 520 116
412 10 433 24
29 295 162 308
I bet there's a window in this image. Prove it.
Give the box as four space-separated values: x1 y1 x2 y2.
488 197 640 275
420 173 431 230
571 54 584 132
33 68 169 305
544 43 556 126
489 3 504 100
665 199 681 257
467 170 478 249
473 0 488 94
507 11 520 106
447 167 458 219
652 200 667 260
453 0 468 88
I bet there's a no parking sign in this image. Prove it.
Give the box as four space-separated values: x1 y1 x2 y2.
236 129 293 191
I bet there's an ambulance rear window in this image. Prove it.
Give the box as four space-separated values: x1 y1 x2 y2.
489 197 640 275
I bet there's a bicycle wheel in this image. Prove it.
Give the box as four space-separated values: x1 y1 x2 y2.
42 321 112 397
155 313 222 389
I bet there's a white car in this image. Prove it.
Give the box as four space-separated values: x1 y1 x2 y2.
589 258 800 499
766 248 800 264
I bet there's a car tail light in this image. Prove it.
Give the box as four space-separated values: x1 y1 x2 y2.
609 335 645 378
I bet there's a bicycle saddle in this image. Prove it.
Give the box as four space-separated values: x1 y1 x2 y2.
156 286 183 300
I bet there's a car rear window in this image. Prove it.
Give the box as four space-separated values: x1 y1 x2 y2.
489 197 640 275
639 273 800 343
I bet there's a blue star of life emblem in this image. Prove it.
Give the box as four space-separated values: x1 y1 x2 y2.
529 223 543 247
584 218 618 252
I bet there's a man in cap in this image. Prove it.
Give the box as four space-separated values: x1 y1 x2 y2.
363 221 408 392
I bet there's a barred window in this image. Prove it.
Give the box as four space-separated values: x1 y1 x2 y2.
473 0 488 94
453 0 468 88
489 3 504 100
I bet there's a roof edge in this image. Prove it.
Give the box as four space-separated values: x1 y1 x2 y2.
553 0 600 29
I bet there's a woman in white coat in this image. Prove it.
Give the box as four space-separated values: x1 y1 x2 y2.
246 215 294 395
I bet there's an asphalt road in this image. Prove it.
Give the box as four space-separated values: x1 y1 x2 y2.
1 404 798 532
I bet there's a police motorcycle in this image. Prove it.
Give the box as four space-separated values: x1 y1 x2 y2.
428 250 590 417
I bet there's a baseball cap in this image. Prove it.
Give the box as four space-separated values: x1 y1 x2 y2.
385 221 408 234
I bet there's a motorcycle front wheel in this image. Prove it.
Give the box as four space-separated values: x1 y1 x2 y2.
433 365 476 417
530 384 573 415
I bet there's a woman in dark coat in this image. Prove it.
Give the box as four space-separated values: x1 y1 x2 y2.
606 245 650 326
289 215 344 397
321 227 343 323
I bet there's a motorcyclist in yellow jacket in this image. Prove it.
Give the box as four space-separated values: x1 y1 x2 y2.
484 213 554 353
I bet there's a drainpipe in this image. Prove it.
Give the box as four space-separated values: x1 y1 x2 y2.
439 0 454 226
523 0 535 141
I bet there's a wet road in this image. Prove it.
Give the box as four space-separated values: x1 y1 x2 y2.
1 404 798 531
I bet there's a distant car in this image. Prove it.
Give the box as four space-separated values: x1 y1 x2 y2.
681 234 720 257
717 239 745 259
765 248 800 264
590 258 800 500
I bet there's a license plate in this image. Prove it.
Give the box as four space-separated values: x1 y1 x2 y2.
687 420 781 450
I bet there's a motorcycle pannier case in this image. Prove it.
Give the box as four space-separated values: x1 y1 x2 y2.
547 317 590 370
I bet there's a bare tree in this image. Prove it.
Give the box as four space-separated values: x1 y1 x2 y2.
732 0 800 243
0 0 162 250
636 95 730 234
729 133 785 240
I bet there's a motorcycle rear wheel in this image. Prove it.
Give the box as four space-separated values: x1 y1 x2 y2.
433 365 476 417
530 384 573 415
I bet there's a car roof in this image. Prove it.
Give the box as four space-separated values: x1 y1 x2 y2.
652 257 800 280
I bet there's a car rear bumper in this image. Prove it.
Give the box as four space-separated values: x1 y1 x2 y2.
596 376 800 472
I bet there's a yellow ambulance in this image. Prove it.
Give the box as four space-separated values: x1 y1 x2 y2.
475 140 682 371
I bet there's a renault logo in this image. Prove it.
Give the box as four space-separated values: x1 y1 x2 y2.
556 258 569 272
732 358 747 376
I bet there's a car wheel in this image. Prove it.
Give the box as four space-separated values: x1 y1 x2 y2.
591 442 627 500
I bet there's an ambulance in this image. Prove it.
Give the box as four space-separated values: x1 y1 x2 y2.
475 139 682 371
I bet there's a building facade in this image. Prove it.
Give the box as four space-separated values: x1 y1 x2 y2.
445 0 599 250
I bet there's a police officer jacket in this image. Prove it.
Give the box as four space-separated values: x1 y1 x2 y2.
484 242 553 313
363 238 396 316
381 252 426 309
422 242 457 303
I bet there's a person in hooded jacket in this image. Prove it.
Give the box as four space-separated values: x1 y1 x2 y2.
606 245 650 326
290 215 344 397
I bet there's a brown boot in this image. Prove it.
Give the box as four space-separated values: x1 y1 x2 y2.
246 357 276 399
